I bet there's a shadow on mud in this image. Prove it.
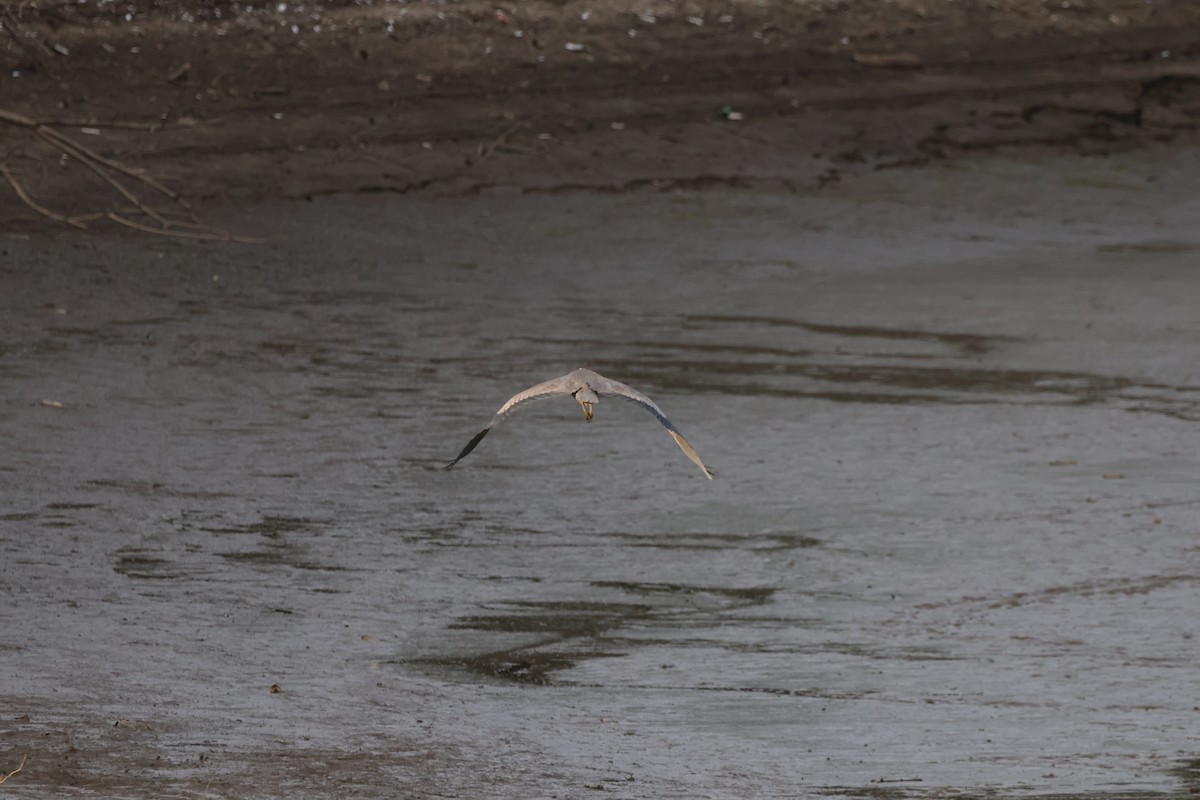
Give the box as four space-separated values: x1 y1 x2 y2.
417 581 777 686
610 531 822 551
818 756 1200 800
815 754 1200 800
587 314 1200 420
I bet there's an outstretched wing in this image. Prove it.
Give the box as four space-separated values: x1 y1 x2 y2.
592 375 714 480
444 373 576 469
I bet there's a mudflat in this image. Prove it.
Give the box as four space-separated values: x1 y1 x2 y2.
2 2 1200 797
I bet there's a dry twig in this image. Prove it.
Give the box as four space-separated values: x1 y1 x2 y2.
0 753 27 786
107 212 261 243
0 163 85 227
0 107 260 242
477 120 527 163
1 7 54 67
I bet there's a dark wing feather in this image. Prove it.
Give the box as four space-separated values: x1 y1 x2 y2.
443 427 492 470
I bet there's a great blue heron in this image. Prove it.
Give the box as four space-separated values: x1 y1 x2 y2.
444 368 713 479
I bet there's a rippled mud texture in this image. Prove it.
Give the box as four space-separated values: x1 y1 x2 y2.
4 146 1200 797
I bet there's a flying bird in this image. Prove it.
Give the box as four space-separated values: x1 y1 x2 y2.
444 367 713 479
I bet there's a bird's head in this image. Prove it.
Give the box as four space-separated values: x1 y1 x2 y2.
573 386 599 422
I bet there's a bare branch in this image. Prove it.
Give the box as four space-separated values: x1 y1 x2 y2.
0 753 28 786
108 213 265 244
0 163 88 228
1 106 253 241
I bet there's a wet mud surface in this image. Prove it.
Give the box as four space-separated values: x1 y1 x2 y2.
3 137 1200 797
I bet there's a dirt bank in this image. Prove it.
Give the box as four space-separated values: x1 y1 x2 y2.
3 0 1200 224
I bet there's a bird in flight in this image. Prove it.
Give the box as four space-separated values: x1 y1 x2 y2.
444 367 713 479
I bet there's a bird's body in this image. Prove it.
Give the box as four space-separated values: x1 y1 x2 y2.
444 367 713 479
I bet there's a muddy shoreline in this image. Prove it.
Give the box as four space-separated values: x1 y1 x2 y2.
3 0 1200 216
3 2 1200 798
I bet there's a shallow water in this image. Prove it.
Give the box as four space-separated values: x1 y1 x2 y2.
2 149 1199 798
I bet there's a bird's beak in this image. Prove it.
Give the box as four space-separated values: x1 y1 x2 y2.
582 402 593 422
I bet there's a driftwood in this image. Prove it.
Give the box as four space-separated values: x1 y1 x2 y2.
0 108 261 243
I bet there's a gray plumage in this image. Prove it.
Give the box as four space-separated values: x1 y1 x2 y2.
444 368 713 479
